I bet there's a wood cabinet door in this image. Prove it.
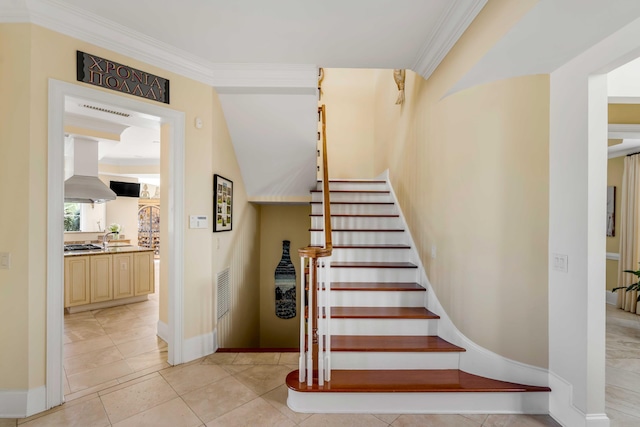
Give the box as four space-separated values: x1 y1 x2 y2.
134 252 155 295
113 253 134 299
90 254 113 303
64 256 90 307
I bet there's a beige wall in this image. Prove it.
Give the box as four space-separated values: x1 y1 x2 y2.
259 205 310 348
606 157 623 291
322 68 377 179
371 0 547 367
0 23 261 391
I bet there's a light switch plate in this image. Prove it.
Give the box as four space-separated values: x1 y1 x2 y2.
189 215 208 229
553 253 568 273
0 252 11 269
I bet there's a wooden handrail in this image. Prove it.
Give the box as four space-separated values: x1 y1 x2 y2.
319 105 332 252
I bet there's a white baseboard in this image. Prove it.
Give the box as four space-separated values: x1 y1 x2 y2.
606 291 619 306
0 386 46 418
549 372 610 427
157 320 169 343
182 329 218 363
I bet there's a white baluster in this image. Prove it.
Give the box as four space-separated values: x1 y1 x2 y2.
299 256 306 383
306 258 314 387
318 260 324 386
325 256 331 381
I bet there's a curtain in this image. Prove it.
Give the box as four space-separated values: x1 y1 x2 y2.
617 154 640 313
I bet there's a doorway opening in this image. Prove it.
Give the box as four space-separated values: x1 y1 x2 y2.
46 80 186 409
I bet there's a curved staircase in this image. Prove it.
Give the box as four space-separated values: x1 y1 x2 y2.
286 179 550 414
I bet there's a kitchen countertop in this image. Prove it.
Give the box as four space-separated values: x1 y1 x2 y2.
64 245 154 257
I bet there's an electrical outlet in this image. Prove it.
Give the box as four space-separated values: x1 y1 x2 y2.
0 252 11 269
431 244 437 259
553 253 568 273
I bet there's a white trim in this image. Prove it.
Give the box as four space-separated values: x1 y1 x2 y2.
157 320 170 343
608 123 640 139
549 372 610 427
412 0 488 79
183 330 218 363
288 389 549 414
65 295 148 313
385 173 550 388
0 386 46 418
210 63 318 90
0 4 29 22
606 252 620 261
609 96 640 104
47 79 185 408
606 291 619 306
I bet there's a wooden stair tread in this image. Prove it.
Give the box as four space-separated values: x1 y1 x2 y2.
286 369 551 393
310 214 399 218
330 282 425 291
331 262 417 268
309 228 404 232
310 244 410 249
329 306 439 319
331 335 465 352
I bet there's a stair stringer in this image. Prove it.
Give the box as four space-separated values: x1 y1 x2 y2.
383 170 550 392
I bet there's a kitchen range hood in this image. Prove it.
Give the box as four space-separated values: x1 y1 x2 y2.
64 136 116 203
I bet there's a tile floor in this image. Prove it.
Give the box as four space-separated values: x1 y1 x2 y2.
7 293 640 425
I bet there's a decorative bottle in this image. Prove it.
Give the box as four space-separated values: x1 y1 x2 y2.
274 240 296 319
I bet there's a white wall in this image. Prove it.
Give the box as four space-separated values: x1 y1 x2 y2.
549 14 640 427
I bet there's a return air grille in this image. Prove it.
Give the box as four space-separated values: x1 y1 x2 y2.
217 267 230 319
82 104 131 117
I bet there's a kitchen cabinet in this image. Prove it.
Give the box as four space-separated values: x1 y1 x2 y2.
64 256 90 307
134 251 154 295
90 254 113 303
113 253 134 299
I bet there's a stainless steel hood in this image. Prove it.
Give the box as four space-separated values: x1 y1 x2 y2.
64 136 116 203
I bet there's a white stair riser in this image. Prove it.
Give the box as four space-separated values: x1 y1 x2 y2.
330 352 460 370
288 390 549 414
330 268 417 283
329 290 425 307
312 192 393 203
311 216 402 230
311 231 407 245
328 248 413 263
329 318 437 336
317 182 389 192
311 204 397 215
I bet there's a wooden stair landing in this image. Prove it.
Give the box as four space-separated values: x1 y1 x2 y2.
331 335 464 353
286 369 551 393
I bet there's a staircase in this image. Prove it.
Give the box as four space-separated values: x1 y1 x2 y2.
286 178 550 414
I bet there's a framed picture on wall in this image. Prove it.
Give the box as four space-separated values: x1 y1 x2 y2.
607 185 615 237
214 174 233 232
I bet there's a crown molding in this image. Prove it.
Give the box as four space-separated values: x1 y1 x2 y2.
13 0 317 91
412 0 487 80
0 0 29 22
609 96 640 104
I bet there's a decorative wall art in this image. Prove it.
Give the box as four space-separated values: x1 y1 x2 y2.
214 174 233 232
607 185 615 237
275 240 296 319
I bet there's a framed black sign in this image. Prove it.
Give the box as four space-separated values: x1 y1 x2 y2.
214 174 233 232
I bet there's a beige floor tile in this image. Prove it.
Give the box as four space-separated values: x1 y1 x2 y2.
462 414 489 424
607 365 640 392
64 325 107 343
607 407 640 426
64 311 94 321
160 363 230 395
92 305 134 319
102 316 149 333
112 397 201 427
98 372 161 396
233 364 293 395
108 325 157 345
100 375 178 424
201 352 238 365
20 397 109 427
65 382 118 401
373 413 401 423
261 384 312 424
116 335 167 358
233 352 281 365
125 348 168 371
19 394 100 424
67 360 134 392
64 345 124 375
219 364 253 375
277 352 300 365
0 420 17 427
117 362 170 383
607 385 640 418
64 335 114 358
483 414 561 426
392 414 481 426
205 397 295 427
302 413 389 427
182 375 258 422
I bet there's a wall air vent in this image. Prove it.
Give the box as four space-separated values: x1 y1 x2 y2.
217 267 230 319
82 104 130 117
